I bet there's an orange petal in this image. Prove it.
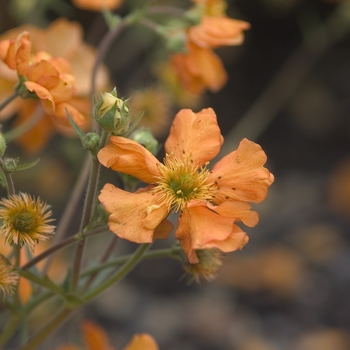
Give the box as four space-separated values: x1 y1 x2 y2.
15 33 31 76
25 60 59 83
50 102 86 126
165 108 223 167
175 202 235 263
186 42 228 92
98 136 161 184
24 81 55 110
81 321 114 350
3 31 31 72
209 138 274 203
208 201 259 227
14 100 55 154
205 224 249 252
123 333 159 350
189 16 250 49
99 184 168 243
72 0 124 11
153 219 174 239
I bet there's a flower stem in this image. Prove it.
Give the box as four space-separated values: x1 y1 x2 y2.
42 155 92 275
83 243 150 303
21 225 109 270
0 91 19 112
81 246 182 278
18 306 72 350
0 315 21 349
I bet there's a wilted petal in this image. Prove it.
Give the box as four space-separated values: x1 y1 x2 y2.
98 136 161 184
99 184 168 243
209 138 274 203
165 108 223 167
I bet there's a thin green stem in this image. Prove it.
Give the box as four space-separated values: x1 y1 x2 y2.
18 306 72 350
83 243 150 303
21 225 109 270
0 90 19 112
0 158 16 196
0 315 21 349
42 155 92 275
81 246 182 278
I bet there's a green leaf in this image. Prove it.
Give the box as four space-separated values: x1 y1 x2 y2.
14 158 40 171
65 107 85 140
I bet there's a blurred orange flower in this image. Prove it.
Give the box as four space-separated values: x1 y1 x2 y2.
55 320 159 350
170 8 250 94
0 18 109 153
72 0 123 11
98 108 274 263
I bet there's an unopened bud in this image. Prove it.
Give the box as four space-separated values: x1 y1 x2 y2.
82 132 100 152
2 158 19 173
129 128 159 155
93 88 132 135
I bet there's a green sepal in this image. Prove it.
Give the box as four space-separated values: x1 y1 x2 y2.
14 158 40 171
102 8 121 30
65 107 85 140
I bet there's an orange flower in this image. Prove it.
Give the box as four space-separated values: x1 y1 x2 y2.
98 108 274 263
171 41 227 94
170 11 250 94
55 320 158 350
0 18 109 153
72 0 123 11
188 16 250 48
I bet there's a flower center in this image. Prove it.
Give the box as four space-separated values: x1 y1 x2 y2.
10 210 38 234
153 154 215 212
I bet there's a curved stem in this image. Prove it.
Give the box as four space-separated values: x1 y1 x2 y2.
147 5 185 16
83 243 150 303
0 91 19 112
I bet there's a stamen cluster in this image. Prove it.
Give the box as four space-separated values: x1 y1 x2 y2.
153 154 215 212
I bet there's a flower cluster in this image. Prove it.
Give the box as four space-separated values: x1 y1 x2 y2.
171 0 250 94
98 108 274 263
0 18 109 153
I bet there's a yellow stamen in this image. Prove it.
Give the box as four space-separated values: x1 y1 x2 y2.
153 154 215 212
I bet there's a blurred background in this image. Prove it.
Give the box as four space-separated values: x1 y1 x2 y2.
1 0 350 349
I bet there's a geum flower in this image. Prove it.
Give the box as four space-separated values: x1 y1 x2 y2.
0 31 84 126
98 108 274 263
171 14 250 94
0 19 109 153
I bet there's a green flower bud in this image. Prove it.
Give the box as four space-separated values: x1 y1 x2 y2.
130 128 159 156
93 88 132 135
0 133 7 157
82 132 100 152
165 30 187 53
2 158 19 173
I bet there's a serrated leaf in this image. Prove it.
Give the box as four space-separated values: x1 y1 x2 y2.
15 158 40 171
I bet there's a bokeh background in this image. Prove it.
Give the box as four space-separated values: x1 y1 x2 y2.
1 0 350 349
